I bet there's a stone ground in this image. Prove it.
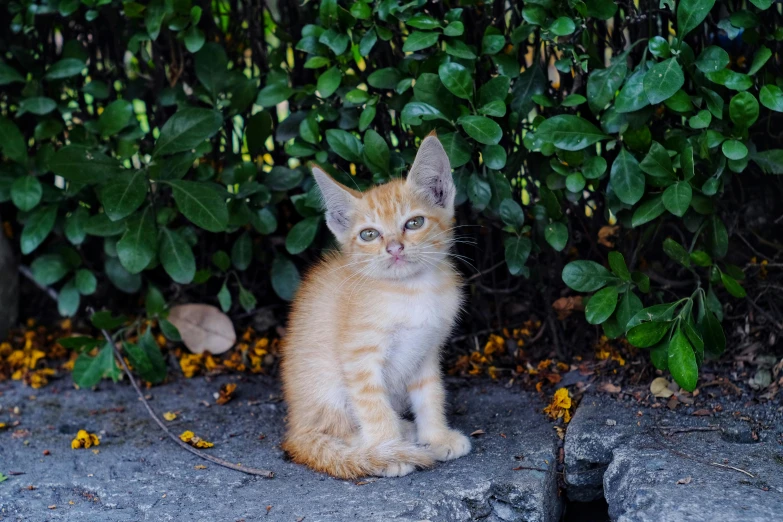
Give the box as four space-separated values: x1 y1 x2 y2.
0 376 562 522
2 375 782 522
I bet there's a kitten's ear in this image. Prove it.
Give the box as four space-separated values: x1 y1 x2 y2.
312 166 361 242
407 133 455 208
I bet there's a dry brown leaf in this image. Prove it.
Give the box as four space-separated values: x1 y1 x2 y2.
598 382 622 394
598 225 619 248
470 429 485 437
650 377 674 398
692 409 711 416
552 296 584 320
215 383 237 405
168 304 236 355
676 476 692 485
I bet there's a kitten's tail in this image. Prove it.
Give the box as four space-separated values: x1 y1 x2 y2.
282 431 434 479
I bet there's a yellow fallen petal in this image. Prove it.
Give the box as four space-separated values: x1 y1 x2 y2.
163 412 177 421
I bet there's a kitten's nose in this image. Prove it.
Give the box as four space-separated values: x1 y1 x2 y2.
386 240 404 256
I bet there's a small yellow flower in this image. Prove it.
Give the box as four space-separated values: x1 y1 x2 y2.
71 430 100 449
543 388 572 423
163 412 177 421
179 430 213 449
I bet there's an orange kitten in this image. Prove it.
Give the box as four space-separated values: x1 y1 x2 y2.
280 135 470 479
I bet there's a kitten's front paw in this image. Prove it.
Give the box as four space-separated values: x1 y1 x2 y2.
378 462 417 477
422 429 471 461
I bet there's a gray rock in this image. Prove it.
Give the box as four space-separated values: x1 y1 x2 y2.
0 377 563 522
604 437 783 522
563 395 650 501
0 228 18 339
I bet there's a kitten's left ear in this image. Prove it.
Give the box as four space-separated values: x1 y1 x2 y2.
407 133 455 209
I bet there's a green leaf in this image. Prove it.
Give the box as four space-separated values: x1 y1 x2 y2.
562 260 616 292
644 58 685 104
701 310 725 355
565 172 585 193
91 310 128 330
19 97 57 115
663 237 691 267
444 21 464 36
218 282 232 312
350 1 371 20
106 257 141 293
159 228 196 284
21 205 57 254
729 92 759 128
662 181 692 217
73 343 119 388
586 286 619 325
705 216 729 259
535 116 607 151
616 291 643 331
583 156 608 180
610 148 645 205
482 144 506 169
690 251 712 267
640 142 675 179
458 116 502 145
252 207 278 235
722 140 748 160
98 100 133 137
317 66 342 98
562 94 587 107
439 132 472 169
325 129 363 163
752 149 783 174
627 321 671 348
50 146 125 184
748 46 772 76
467 174 492 211
677 0 716 38
403 31 440 52
720 273 746 298
760 85 783 112
85 213 126 237
504 236 532 276
44 58 85 80
549 17 576 36
668 329 698 391
706 69 752 91
695 46 729 73
648 36 670 58
271 256 300 301
0 62 25 85
231 232 253 270
482 34 506 55
238 285 257 312
256 83 293 107
75 269 97 295
124 330 167 384
615 69 649 114
401 102 449 126
266 166 304 191
99 170 148 221
544 222 568 251
438 62 473 100
159 319 181 341
0 116 27 164
117 206 157 274
364 129 390 174
11 176 42 211
608 251 631 281
31 254 70 286
184 26 206 53
631 195 666 227
368 68 402 89
499 199 525 230
166 180 228 232
286 216 321 255
587 55 628 113
153 109 223 157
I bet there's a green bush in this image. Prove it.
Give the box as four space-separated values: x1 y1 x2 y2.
1 0 780 389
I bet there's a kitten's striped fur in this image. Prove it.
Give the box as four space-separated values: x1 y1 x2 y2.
280 135 470 478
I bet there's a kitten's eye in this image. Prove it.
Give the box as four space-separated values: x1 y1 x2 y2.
359 228 380 241
405 216 425 230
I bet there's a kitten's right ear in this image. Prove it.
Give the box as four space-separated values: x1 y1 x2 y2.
312 166 361 243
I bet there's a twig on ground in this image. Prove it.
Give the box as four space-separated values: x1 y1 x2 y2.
19 265 59 301
655 425 721 435
700 379 744 396
89 307 275 478
709 462 755 478
745 296 783 330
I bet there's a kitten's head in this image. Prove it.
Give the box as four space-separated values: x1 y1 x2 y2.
313 134 456 281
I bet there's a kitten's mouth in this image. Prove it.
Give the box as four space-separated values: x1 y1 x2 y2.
388 255 407 266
